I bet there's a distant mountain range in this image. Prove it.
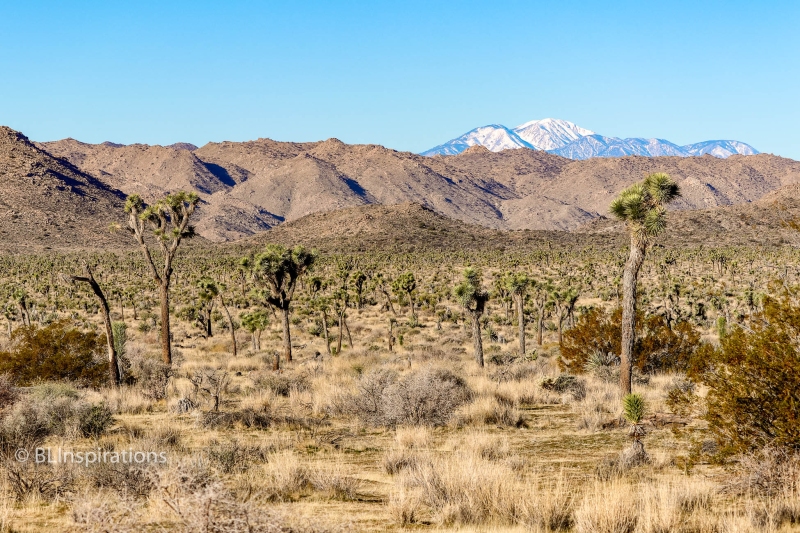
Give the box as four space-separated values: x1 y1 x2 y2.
2 124 797 251
421 118 759 159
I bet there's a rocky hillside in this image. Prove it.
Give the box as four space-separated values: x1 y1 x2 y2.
0 127 129 252
580 181 800 248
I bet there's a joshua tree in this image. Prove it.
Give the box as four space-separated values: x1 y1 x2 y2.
196 277 218 338
312 296 333 357
12 289 30 327
217 284 238 357
64 262 121 387
610 173 680 394
241 310 269 353
504 273 529 354
531 280 553 346
371 273 396 315
352 270 367 309
551 286 579 345
392 272 418 320
245 244 316 366
454 267 489 367
124 192 199 365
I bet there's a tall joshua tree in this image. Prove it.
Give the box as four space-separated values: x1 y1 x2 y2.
504 273 529 355
610 173 680 394
124 192 199 365
246 244 316 368
454 267 489 367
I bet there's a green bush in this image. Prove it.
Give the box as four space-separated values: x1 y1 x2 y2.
690 293 800 456
560 307 701 374
0 321 108 388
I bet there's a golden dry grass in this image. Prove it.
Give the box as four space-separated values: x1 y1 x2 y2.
0 299 799 533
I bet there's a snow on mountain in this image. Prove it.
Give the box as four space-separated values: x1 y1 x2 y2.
683 140 759 158
421 125 533 156
422 119 759 160
552 135 689 159
512 118 594 150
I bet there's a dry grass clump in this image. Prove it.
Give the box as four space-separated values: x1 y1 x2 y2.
100 385 155 415
307 455 363 500
573 480 638 533
386 432 573 530
382 426 433 475
454 395 525 427
73 458 346 532
573 378 620 431
397 452 530 526
252 369 312 397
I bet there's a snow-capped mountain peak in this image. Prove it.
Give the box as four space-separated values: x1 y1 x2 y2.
512 118 595 151
422 118 759 160
420 125 533 156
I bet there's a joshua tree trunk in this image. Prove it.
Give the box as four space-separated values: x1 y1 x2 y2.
471 312 484 367
344 316 353 348
157 281 172 365
388 319 394 352
17 301 30 327
281 305 292 363
219 295 237 357
621 238 646 395
557 316 564 345
537 314 544 346
515 294 526 355
322 311 331 356
205 307 213 338
337 313 344 355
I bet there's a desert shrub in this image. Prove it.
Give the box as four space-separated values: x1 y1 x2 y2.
726 446 800 496
383 367 472 426
664 378 697 417
0 401 50 457
0 373 19 410
560 308 700 375
127 352 172 400
78 404 115 438
489 361 541 383
89 461 155 498
346 367 471 427
208 439 272 474
691 293 800 456
346 368 397 426
0 320 108 387
0 385 114 455
200 408 273 429
4 461 75 502
541 374 586 401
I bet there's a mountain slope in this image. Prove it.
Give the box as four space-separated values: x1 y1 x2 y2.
0 127 129 251
552 135 689 159
420 125 532 156
580 180 800 248
683 140 759 158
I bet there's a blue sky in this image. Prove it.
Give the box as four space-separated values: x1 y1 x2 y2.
1 1 798 158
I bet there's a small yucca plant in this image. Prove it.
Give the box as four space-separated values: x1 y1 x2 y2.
623 393 647 442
